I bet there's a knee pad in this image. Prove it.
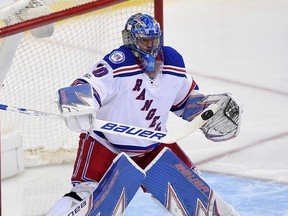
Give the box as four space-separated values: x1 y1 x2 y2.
71 181 99 200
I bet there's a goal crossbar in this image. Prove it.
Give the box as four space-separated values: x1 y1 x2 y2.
0 0 163 38
0 0 164 167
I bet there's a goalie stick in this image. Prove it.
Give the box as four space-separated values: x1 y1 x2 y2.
0 103 218 143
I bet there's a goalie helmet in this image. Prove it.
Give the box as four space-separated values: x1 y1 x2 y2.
122 13 162 72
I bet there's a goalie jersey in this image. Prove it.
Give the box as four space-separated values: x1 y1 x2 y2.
72 45 198 156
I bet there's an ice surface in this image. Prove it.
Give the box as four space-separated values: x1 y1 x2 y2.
2 0 288 215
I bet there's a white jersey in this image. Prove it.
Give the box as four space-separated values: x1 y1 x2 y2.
73 45 198 156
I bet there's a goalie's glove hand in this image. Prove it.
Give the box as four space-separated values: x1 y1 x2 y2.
200 93 243 142
58 84 97 132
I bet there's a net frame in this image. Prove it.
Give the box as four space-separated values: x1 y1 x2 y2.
0 0 163 38
0 0 164 166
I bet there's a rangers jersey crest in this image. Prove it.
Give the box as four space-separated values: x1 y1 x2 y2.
109 50 125 64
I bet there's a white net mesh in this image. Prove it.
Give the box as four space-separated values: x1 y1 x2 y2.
0 0 158 166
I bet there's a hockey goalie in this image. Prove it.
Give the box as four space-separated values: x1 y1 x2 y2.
45 13 243 216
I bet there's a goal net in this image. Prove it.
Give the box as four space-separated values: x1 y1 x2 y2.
0 0 163 167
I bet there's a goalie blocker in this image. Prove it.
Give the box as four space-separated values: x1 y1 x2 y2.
56 84 219 143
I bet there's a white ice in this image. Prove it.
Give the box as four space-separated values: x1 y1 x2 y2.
2 0 288 215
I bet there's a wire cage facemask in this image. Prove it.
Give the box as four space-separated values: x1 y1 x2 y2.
122 13 162 72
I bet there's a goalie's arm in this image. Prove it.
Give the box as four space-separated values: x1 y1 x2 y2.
57 84 218 143
182 91 243 142
0 100 216 143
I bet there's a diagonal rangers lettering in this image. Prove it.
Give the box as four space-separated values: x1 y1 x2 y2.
133 79 162 131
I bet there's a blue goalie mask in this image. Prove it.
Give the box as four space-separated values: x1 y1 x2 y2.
122 13 162 72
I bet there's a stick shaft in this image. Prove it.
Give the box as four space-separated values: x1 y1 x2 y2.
0 103 217 143
0 104 62 118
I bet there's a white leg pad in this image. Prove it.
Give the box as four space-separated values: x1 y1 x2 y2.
46 182 98 216
46 196 79 216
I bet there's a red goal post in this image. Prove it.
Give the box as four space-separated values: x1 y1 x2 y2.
0 0 163 167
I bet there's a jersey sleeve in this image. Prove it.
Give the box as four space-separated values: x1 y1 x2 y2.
70 46 134 109
71 59 116 109
171 75 198 117
161 46 199 117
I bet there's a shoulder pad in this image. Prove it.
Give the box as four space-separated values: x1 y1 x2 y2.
103 46 136 70
162 46 185 68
